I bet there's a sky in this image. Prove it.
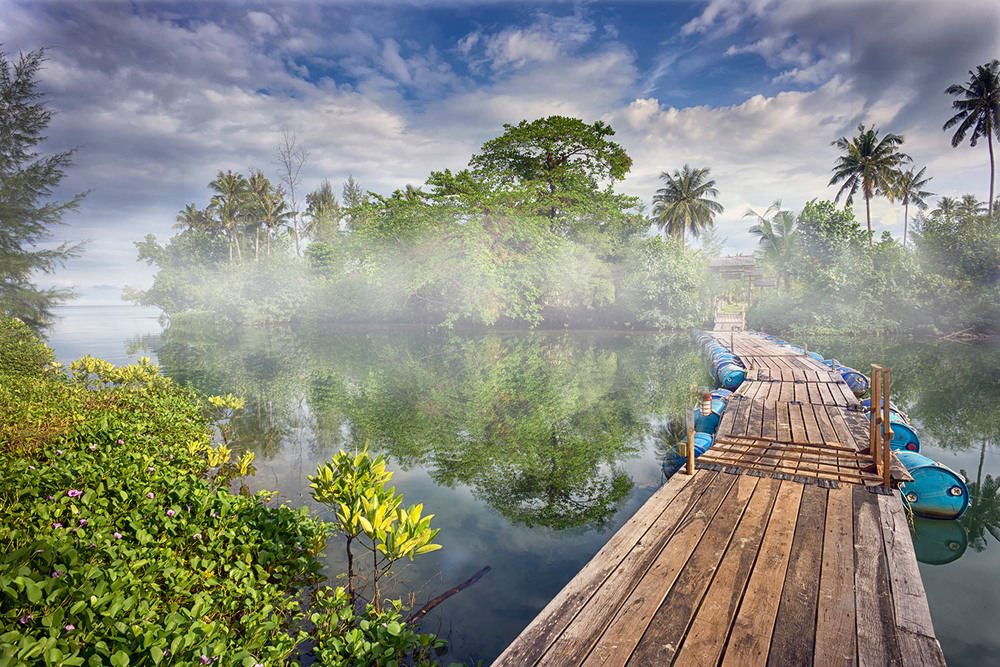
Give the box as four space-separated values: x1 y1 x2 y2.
3 0 999 305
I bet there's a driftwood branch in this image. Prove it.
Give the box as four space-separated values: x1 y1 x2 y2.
406 566 491 626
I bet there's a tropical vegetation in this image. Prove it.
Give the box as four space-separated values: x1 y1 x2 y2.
0 318 449 666
0 49 86 331
944 59 1000 215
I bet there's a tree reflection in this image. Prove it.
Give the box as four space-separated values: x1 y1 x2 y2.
960 441 1000 552
151 325 700 531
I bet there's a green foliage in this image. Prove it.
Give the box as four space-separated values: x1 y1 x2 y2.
0 48 86 331
1 319 449 666
651 165 724 247
309 450 441 612
0 318 55 376
310 589 442 667
618 236 710 330
829 123 910 234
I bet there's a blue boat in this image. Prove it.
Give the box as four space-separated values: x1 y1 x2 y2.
896 451 970 519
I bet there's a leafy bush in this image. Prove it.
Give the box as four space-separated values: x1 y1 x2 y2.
0 319 447 666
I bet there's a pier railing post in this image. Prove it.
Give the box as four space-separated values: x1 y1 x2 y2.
869 364 880 470
881 367 892 488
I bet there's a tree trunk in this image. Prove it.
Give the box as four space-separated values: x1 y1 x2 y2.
988 132 995 217
865 195 872 244
903 202 909 247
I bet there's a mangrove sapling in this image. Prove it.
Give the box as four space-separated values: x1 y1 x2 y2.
309 450 441 613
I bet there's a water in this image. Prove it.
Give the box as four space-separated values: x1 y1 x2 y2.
44 307 1000 665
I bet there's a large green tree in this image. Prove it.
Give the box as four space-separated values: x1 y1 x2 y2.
829 123 910 239
895 166 933 247
944 59 1000 215
468 116 637 233
651 165 723 248
0 48 86 330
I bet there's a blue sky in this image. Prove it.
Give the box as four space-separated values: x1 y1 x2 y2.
2 0 999 304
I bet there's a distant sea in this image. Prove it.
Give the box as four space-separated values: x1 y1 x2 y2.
46 304 164 366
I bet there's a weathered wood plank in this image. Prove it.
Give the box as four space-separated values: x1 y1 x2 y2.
667 476 783 667
767 484 827 666
877 493 938 639
815 485 859 667
538 472 737 666
897 630 947 667
587 474 760 667
492 471 711 666
720 481 805 667
854 488 903 667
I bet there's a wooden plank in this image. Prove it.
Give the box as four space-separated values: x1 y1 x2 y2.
776 401 792 445
815 485 859 666
587 474 760 667
767 484 827 666
538 471 737 666
876 493 938 639
667 476 783 667
897 630 947 667
853 488 903 667
720 481 805 667
492 471 710 666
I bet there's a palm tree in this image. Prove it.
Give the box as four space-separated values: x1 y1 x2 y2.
744 200 797 290
208 170 249 262
958 193 987 217
944 59 1000 216
651 165 724 248
931 196 958 220
829 123 911 241
895 167 933 247
173 203 213 235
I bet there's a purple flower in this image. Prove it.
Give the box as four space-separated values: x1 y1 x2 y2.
65 624 75 631
47 495 54 500
200 656 210 665
51 571 63 578
88 445 96 450
19 614 32 624
147 493 154 499
192 533 202 540
88 542 96 548
52 522 62 528
79 519 87 526
168 454 173 460
28 465 35 470
67 489 82 498
117 439 124 445
166 510 175 516
147 467 154 472
56 449 63 455
113 532 122 539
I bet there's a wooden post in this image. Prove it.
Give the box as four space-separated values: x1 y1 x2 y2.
882 367 892 487
869 364 880 469
686 424 696 475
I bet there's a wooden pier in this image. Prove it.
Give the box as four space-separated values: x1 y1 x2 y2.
495 331 945 666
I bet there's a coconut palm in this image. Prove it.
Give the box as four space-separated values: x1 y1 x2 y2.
958 193 987 217
651 165 724 248
829 124 911 241
944 59 1000 215
744 200 797 290
173 203 213 235
931 196 958 220
208 170 249 262
895 167 933 247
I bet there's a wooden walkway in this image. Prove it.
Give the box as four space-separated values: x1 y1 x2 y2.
494 331 944 666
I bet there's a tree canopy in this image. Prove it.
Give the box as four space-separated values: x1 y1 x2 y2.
829 123 910 238
0 48 86 330
944 59 1000 215
651 165 724 248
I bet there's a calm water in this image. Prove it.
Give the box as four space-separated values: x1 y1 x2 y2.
46 307 1000 665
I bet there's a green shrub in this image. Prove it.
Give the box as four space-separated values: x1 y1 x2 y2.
0 319 446 666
